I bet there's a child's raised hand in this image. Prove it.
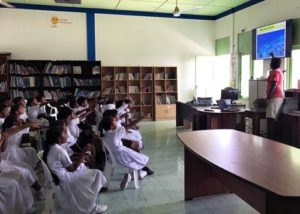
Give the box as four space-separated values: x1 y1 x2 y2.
29 122 40 129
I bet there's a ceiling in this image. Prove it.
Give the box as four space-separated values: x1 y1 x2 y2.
5 0 262 18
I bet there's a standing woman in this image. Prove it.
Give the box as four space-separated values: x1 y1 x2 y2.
44 123 107 214
266 56 284 140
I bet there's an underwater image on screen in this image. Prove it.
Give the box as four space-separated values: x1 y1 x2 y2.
256 29 285 59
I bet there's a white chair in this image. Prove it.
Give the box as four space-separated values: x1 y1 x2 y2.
37 150 56 214
102 140 139 189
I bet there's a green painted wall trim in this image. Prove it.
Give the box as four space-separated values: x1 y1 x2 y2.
238 31 252 55
215 37 230 56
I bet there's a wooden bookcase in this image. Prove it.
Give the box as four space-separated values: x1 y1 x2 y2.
8 60 101 99
0 53 11 97
101 66 177 121
154 67 177 120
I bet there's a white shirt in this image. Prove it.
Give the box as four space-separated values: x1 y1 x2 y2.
27 106 39 120
103 126 126 152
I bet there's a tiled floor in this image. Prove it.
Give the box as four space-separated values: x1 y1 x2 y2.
98 121 259 214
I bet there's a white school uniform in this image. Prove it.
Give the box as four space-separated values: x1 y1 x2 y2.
47 144 106 214
68 118 81 139
0 118 4 131
0 171 34 214
2 127 38 168
27 105 40 120
101 103 116 114
0 159 38 186
102 126 148 170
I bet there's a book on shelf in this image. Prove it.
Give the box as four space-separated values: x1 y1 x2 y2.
92 65 100 75
167 85 175 91
142 86 151 93
10 76 41 88
102 74 113 81
115 72 126 80
155 72 164 80
43 90 69 100
115 86 126 94
0 81 7 92
166 71 176 79
74 78 100 87
143 73 152 80
0 64 6 74
128 86 139 93
44 63 72 75
129 73 140 80
43 76 72 87
155 94 176 104
11 89 39 99
9 63 39 75
102 87 113 94
73 66 82 74
74 89 100 98
155 85 163 92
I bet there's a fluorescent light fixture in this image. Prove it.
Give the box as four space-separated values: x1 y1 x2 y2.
173 6 181 17
0 0 15 8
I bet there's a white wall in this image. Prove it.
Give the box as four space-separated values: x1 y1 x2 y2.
0 9 87 60
95 14 215 101
215 0 300 86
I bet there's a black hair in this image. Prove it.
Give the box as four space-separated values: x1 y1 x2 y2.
103 109 118 119
115 100 124 109
57 107 73 120
77 97 87 106
105 99 115 105
1 97 11 103
2 114 18 131
10 104 23 116
36 95 45 102
13 97 24 105
270 57 281 70
124 99 131 104
27 97 36 106
43 123 65 185
101 116 114 131
0 104 9 113
69 98 78 109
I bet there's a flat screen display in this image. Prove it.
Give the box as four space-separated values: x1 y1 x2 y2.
252 20 292 60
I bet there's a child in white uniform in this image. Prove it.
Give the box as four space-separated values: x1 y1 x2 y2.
101 116 152 190
45 124 107 214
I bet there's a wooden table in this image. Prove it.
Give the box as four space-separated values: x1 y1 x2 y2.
177 129 300 214
244 108 266 136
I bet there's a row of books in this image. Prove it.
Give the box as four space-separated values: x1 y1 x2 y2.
128 73 140 80
43 90 69 100
0 81 7 92
140 97 152 105
74 78 100 87
9 64 39 75
10 76 42 88
129 86 139 93
43 76 72 87
155 72 165 80
155 95 177 104
141 86 151 93
166 85 176 91
115 86 126 94
102 87 113 94
10 89 40 99
143 73 152 80
74 89 100 98
166 71 176 79
154 71 176 79
115 72 126 80
0 64 6 74
102 74 113 81
155 85 163 92
44 63 72 75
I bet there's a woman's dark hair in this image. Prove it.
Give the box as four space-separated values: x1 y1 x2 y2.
105 99 115 105
2 114 18 131
115 100 124 109
69 98 78 109
103 109 118 119
13 97 24 105
43 121 65 185
101 116 114 131
270 57 281 70
77 97 87 106
36 95 45 103
57 107 73 120
10 104 22 116
27 98 36 106
0 104 9 113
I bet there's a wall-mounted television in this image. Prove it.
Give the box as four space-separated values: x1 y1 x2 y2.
252 20 293 60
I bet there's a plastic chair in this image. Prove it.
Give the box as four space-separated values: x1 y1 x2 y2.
37 150 56 214
102 140 139 189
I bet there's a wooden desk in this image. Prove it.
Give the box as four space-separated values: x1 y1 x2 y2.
196 108 245 131
178 130 300 214
244 108 266 136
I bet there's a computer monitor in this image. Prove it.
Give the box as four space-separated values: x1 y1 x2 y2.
221 88 239 103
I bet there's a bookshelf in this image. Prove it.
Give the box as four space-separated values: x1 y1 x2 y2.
0 53 11 97
101 66 155 120
8 60 101 99
101 66 177 121
154 67 177 120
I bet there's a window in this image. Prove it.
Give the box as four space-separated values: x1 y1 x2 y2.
291 49 300 89
241 55 250 98
196 55 231 101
